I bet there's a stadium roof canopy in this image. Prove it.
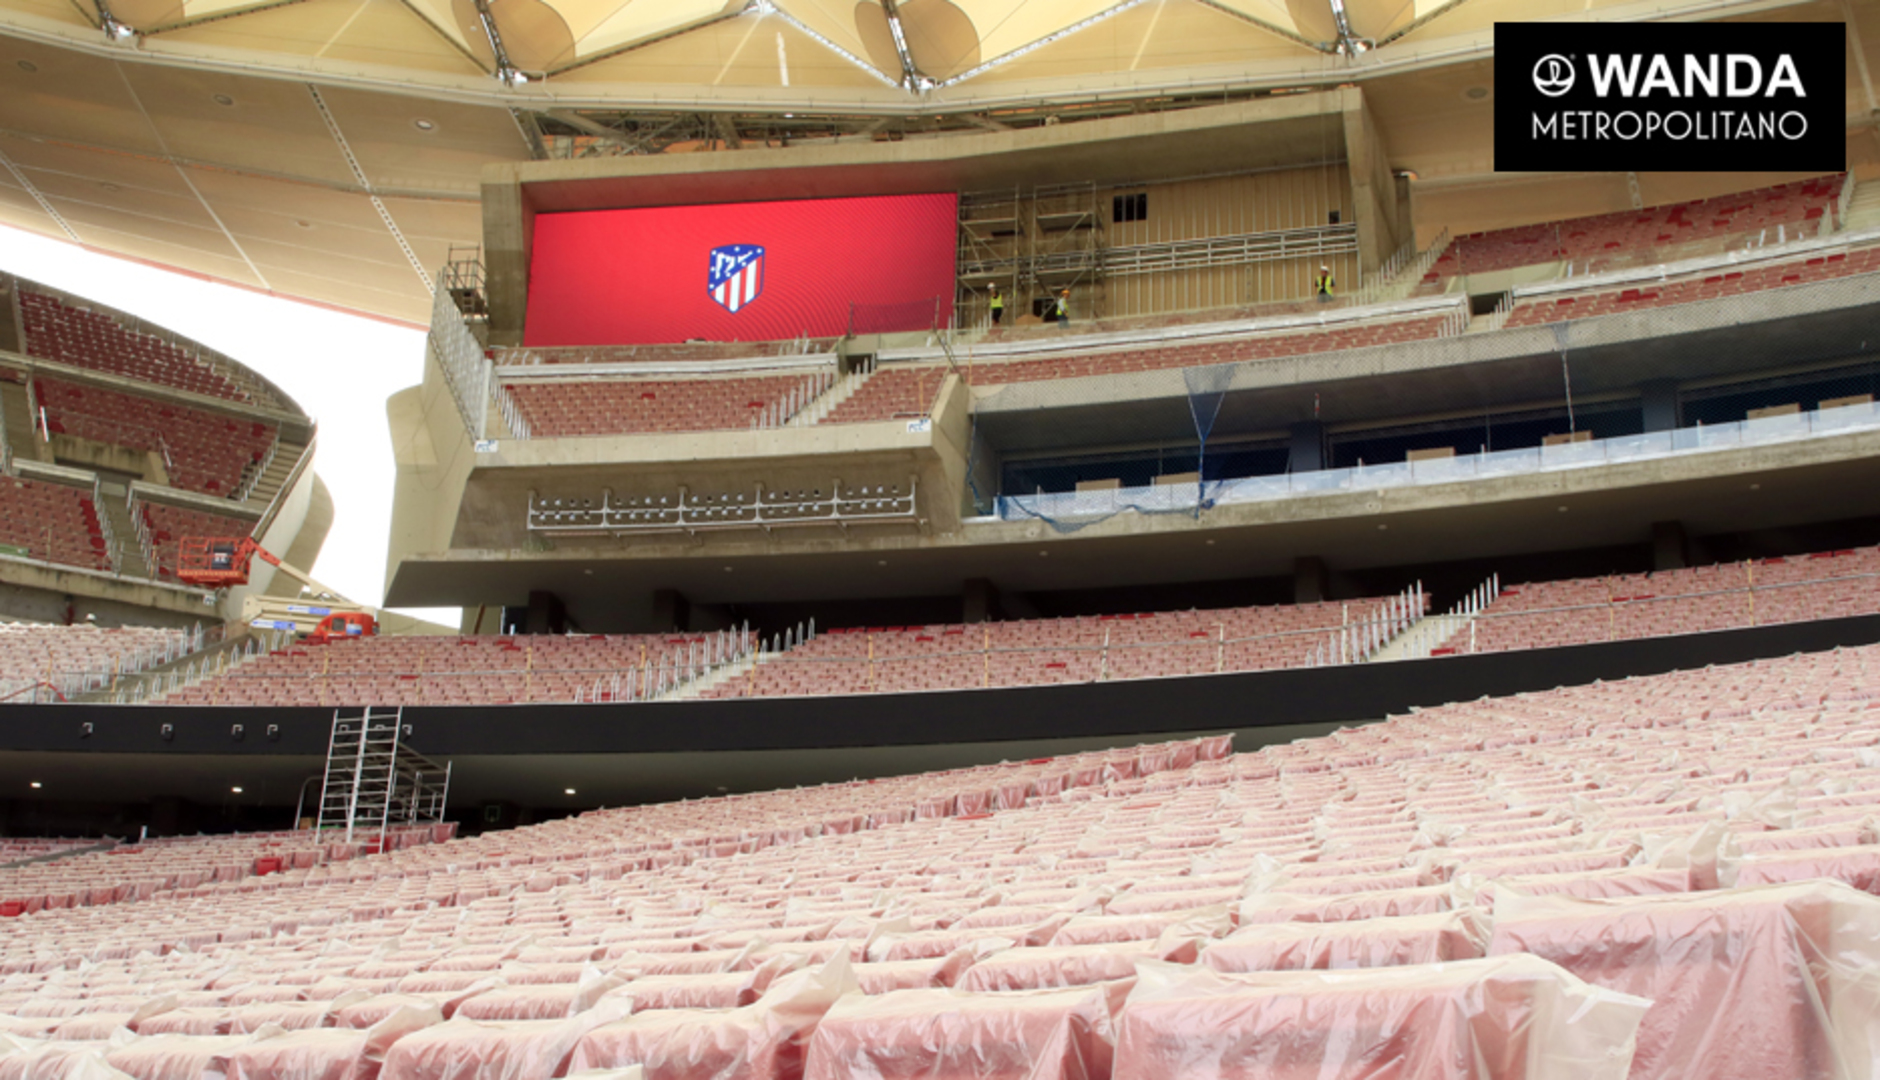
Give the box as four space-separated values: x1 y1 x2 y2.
0 0 1869 323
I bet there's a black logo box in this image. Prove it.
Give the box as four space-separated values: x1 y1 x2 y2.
1495 21 1845 172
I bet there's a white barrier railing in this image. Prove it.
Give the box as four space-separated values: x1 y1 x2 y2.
1304 582 1428 667
427 269 493 441
1391 574 1501 660
530 477 918 535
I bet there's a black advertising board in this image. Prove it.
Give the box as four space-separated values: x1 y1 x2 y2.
1495 21 1845 172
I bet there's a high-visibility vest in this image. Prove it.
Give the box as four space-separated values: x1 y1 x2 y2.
1315 272 1335 296
989 293 1004 311
1055 296 1068 316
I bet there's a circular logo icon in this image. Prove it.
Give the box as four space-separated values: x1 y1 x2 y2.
1533 54 1575 97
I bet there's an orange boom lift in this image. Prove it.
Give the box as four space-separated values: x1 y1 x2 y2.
176 537 377 643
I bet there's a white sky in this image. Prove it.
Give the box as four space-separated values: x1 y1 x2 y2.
0 224 460 628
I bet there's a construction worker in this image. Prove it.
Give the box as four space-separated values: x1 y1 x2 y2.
1314 264 1336 303
988 284 1004 326
1054 289 1071 328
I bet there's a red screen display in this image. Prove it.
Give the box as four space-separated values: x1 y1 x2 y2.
523 193 960 347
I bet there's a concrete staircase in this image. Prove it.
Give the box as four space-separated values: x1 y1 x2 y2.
796 366 873 426
95 479 149 578
241 438 306 509
1843 178 1880 233
0 380 39 464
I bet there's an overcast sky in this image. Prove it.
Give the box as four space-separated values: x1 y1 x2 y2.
0 223 460 628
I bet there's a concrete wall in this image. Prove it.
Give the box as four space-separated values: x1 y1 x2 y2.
384 352 479 600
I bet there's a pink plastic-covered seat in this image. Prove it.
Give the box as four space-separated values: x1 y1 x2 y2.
1237 885 1457 925
216 1007 439 1080
1200 909 1488 972
851 951 977 995
378 1002 633 1080
1487 881 1880 1080
1112 956 1650 1080
956 939 1196 992
570 955 856 1080
803 985 1114 1080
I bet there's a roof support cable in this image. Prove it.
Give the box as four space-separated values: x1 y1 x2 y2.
880 0 933 92
1325 0 1372 57
91 0 137 40
472 0 529 85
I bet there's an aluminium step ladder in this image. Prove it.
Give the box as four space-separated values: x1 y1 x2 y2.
316 706 452 848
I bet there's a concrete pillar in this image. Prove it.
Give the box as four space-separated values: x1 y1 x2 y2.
1641 380 1680 433
1652 520 1689 571
481 180 533 348
963 578 999 624
1289 422 1326 473
525 590 569 635
1340 87 1407 275
1294 557 1330 604
650 589 689 633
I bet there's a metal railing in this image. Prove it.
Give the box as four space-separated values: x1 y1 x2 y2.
127 488 156 578
0 622 215 704
427 268 493 441
104 627 294 704
234 433 280 504
90 474 120 575
1393 575 1500 659
529 477 918 535
1303 583 1428 666
754 370 836 430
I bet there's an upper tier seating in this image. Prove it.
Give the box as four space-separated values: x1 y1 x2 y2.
139 503 257 584
156 633 741 707
1442 546 1880 654
7 643 1880 1080
16 290 256 403
828 315 1453 423
34 378 275 498
0 477 110 572
0 840 94 863
0 622 192 702
703 598 1392 699
1503 244 1880 328
506 378 810 436
1424 176 1844 283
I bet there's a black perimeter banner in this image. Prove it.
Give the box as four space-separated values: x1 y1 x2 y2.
1495 21 1845 172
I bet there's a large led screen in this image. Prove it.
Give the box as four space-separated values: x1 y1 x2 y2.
524 193 960 346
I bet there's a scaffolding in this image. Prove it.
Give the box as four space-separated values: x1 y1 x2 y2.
316 706 451 849
956 183 1106 329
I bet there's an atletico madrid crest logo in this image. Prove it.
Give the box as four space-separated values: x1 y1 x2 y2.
708 244 764 313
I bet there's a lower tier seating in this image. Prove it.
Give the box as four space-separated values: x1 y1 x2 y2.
0 622 193 702
704 598 1393 699
157 632 744 707
1444 545 1880 654
0 477 109 572
5 644 1880 1079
